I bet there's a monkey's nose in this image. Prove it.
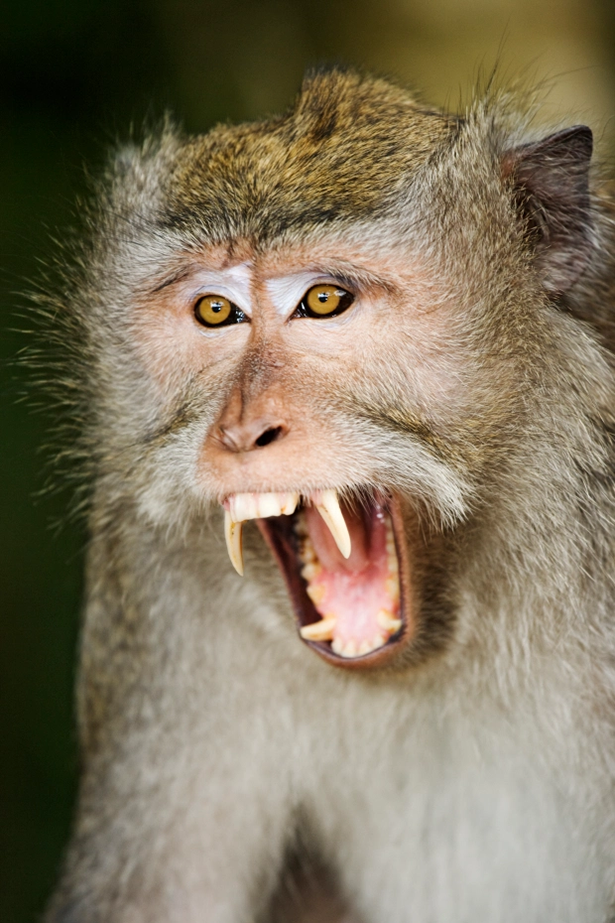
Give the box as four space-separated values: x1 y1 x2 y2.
217 420 288 453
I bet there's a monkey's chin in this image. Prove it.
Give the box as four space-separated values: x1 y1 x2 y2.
257 494 413 669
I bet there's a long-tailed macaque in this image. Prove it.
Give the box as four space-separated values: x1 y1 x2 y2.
44 68 615 922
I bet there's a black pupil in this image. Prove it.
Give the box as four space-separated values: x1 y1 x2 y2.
319 293 328 302
212 301 223 313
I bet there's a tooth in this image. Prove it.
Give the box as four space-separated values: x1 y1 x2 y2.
371 633 387 651
313 489 351 559
257 494 281 518
224 510 244 576
341 639 357 658
385 576 400 601
280 492 300 515
358 640 371 656
377 610 402 634
301 562 320 581
299 617 336 641
306 584 325 605
228 494 252 522
331 638 345 655
299 542 316 565
228 491 300 522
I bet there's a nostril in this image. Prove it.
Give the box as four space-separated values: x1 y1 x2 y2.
255 426 284 448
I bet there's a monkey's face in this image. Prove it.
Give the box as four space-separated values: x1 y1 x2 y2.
133 228 515 669
76 70 593 672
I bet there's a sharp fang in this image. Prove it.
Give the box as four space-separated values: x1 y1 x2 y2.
299 617 337 641
224 510 244 576
313 489 351 559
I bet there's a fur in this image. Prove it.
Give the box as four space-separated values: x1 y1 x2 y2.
44 68 615 922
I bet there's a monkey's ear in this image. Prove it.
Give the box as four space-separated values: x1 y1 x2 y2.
503 126 593 295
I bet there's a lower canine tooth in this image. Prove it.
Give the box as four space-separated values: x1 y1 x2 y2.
224 511 244 576
299 617 336 641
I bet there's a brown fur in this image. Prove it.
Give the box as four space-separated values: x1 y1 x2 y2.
43 68 615 922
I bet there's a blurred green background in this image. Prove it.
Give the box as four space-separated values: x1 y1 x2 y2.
1 0 614 920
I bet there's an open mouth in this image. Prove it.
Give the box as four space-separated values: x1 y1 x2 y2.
223 490 411 667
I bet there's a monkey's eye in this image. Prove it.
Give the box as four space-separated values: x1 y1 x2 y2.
194 295 247 327
293 284 354 319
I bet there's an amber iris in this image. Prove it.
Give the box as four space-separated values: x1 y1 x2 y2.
195 295 246 327
294 284 354 319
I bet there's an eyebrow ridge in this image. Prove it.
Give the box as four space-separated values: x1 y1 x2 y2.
149 265 196 294
284 261 393 293
146 258 393 298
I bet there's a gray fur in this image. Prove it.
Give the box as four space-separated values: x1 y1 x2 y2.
44 69 615 922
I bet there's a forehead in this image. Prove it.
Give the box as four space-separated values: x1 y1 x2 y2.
164 70 454 245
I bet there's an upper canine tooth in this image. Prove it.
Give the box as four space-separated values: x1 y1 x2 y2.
224 510 244 576
312 489 351 559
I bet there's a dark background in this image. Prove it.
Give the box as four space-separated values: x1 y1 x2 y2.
1 1 614 920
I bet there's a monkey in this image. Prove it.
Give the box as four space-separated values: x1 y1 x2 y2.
42 66 615 923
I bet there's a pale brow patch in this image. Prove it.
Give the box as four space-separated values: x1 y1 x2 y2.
251 232 436 307
143 240 256 294
264 272 336 317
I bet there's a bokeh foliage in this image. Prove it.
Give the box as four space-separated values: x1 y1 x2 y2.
1 0 614 920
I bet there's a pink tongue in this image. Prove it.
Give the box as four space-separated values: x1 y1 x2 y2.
304 504 395 647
